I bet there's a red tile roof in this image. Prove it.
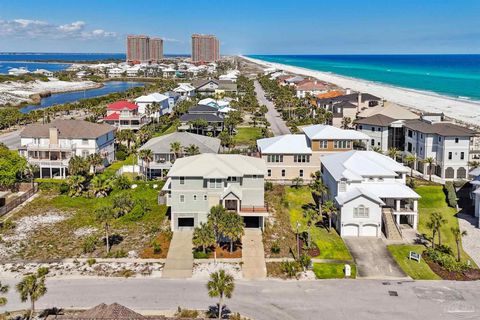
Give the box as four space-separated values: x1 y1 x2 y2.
104 112 120 120
296 81 327 91
316 90 344 99
107 100 138 111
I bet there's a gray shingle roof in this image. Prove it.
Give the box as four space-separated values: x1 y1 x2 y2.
404 120 476 136
20 120 115 139
355 114 395 127
139 132 220 154
179 113 224 122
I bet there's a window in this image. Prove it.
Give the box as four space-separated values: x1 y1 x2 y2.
82 150 89 158
455 138 459 143
377 127 381 132
209 178 223 188
180 195 185 203
267 169 271 177
267 154 283 163
461 152 465 160
420 134 423 139
334 140 351 149
408 130 413 138
180 177 185 185
359 125 363 130
339 181 346 192
353 205 369 218
294 154 310 163
227 177 238 182
82 139 89 145
407 142 413 152
193 195 197 201
438 136 442 142
319 140 328 149
371 140 375 146
281 169 286 177
371 127 375 132
448 152 452 160
299 169 304 177
33 138 40 144
204 195 207 201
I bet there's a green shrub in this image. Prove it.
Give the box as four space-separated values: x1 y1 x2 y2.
436 244 453 255
107 249 128 258
115 150 127 161
82 235 98 254
175 307 199 318
280 260 300 278
270 241 281 254
114 175 131 190
193 251 209 259
0 219 16 230
298 254 312 270
444 182 457 207
151 240 162 254
123 204 145 221
37 179 68 193
86 258 96 266
425 248 468 272
264 181 273 191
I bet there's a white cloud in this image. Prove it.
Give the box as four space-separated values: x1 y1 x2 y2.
0 18 117 40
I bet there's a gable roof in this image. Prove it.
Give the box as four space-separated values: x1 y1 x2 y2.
107 101 138 111
301 124 370 141
179 113 224 122
257 135 311 154
188 105 219 113
355 114 395 127
321 150 409 181
20 120 115 139
357 101 419 120
167 154 266 178
135 93 168 103
139 132 220 154
296 81 327 91
192 78 219 89
403 120 476 136
174 83 195 92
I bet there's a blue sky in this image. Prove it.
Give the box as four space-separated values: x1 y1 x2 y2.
0 0 479 54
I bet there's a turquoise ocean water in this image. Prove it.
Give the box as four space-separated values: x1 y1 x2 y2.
249 55 480 102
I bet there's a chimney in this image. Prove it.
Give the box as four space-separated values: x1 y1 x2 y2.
346 88 351 94
49 127 59 145
358 92 362 110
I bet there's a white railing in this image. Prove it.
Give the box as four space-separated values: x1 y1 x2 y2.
26 143 76 151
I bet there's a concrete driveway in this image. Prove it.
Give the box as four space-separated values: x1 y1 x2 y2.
344 237 407 279
242 229 267 279
162 230 193 279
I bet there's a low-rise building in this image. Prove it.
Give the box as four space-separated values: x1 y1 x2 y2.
134 93 170 118
321 151 420 238
193 79 237 95
257 124 370 183
19 120 115 178
173 83 196 98
178 105 224 134
161 154 268 230
295 80 327 98
138 132 220 178
103 101 149 131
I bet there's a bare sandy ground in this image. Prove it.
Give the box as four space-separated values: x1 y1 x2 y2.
242 56 480 127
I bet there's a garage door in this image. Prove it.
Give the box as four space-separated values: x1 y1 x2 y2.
343 224 359 237
243 216 260 228
178 217 194 228
361 224 378 237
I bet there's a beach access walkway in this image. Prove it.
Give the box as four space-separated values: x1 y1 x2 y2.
254 80 291 136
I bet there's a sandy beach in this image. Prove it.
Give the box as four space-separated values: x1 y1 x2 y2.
242 56 480 127
0 79 102 106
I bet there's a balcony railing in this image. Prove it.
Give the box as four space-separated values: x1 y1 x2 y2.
239 204 269 213
26 143 76 151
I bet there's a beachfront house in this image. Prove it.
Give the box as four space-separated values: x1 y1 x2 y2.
161 154 268 230
138 132 220 178
256 124 371 183
295 80 328 98
103 100 149 131
470 168 480 228
321 151 420 238
18 120 115 179
403 114 476 180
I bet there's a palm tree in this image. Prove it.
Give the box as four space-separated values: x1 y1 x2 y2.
341 117 352 129
96 205 115 253
322 200 337 232
185 144 200 156
170 141 182 161
468 161 480 169
218 131 232 151
292 177 303 189
303 208 318 247
451 227 467 262
122 129 135 151
208 205 227 262
24 163 39 188
387 147 400 161
422 157 435 181
67 175 86 197
87 153 103 175
404 154 417 177
193 222 216 254
371 146 383 154
68 155 89 176
218 211 245 253
16 268 48 319
0 281 9 307
139 149 154 180
427 212 447 248
207 269 235 319
89 175 112 198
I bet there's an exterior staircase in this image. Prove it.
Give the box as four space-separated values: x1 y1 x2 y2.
382 208 402 241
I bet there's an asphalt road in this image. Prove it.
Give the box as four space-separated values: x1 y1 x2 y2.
0 130 21 150
254 80 290 136
1 277 479 319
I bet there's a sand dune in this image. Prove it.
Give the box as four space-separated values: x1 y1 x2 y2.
242 56 480 128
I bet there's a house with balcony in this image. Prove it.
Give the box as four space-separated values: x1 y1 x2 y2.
403 114 476 180
161 154 268 230
134 93 170 119
19 120 115 178
321 150 420 238
256 124 371 183
138 132 220 178
103 100 149 131
178 105 225 135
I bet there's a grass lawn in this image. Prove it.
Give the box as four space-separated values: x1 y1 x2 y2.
1 179 168 260
416 185 472 262
387 244 441 280
285 186 352 260
233 127 263 145
152 120 179 137
313 263 356 279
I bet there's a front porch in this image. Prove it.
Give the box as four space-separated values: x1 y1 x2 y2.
382 198 418 230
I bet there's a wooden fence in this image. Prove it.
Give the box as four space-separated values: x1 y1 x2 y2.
0 184 38 218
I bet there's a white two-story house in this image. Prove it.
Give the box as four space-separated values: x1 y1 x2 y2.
19 120 115 178
321 151 420 238
403 114 476 180
161 154 268 230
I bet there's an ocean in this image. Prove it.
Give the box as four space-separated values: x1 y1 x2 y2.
249 55 480 102
0 52 189 74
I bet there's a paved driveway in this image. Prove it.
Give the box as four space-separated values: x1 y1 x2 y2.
0 130 21 150
344 237 407 279
253 80 290 136
457 213 480 266
242 229 267 279
162 230 193 279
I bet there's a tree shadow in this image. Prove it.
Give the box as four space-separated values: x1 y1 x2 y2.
207 304 232 319
102 234 124 247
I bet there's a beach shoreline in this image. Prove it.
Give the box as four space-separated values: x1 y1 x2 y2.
240 55 480 128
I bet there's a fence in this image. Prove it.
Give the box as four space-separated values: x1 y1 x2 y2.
0 184 38 218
